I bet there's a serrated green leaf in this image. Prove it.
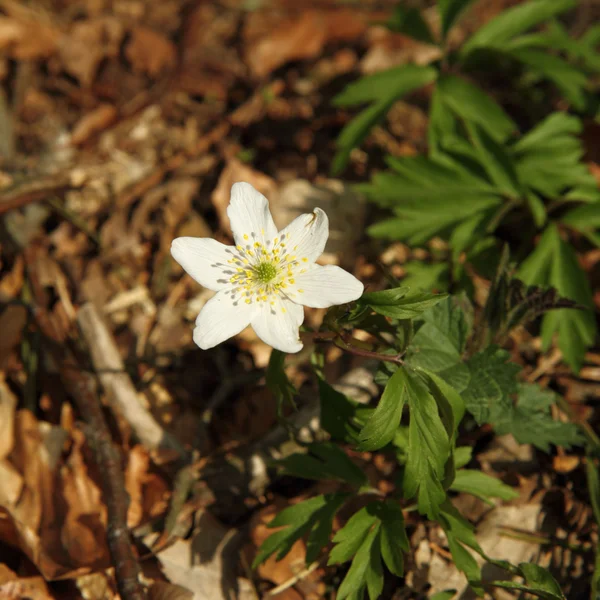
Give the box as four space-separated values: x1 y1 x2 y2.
507 47 588 110
466 122 522 197
378 501 409 576
493 384 584 451
358 368 408 451
406 297 470 384
332 66 438 173
253 493 347 567
385 6 436 45
367 192 501 244
403 372 450 518
562 204 600 244
305 494 349 564
437 74 516 142
451 469 519 503
462 346 520 425
337 525 381 600
439 501 483 588
512 112 582 154
438 0 477 39
329 506 379 565
461 0 576 55
278 442 367 487
360 286 448 320
422 369 466 441
333 64 438 107
365 531 384 600
525 191 547 227
519 224 596 372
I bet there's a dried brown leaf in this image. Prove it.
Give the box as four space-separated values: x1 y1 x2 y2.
125 26 177 77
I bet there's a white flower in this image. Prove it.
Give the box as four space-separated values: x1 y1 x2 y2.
171 182 364 353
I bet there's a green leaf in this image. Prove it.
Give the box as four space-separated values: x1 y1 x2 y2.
253 493 348 567
267 349 297 410
336 526 381 600
493 384 584 451
329 506 379 565
439 500 483 586
358 367 408 451
319 377 361 443
378 501 409 576
403 372 451 518
278 442 367 487
519 224 596 372
562 204 600 246
438 0 477 39
461 0 576 55
332 65 438 173
462 346 520 425
385 6 436 45
454 446 473 469
466 122 522 197
360 286 449 320
492 562 565 599
525 191 547 228
512 112 582 154
518 563 565 599
365 532 384 600
508 48 588 110
406 297 470 390
333 65 438 107
367 192 501 245
422 370 466 441
437 74 516 142
451 469 519 503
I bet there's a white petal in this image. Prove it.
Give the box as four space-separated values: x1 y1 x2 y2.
171 237 235 291
292 265 364 308
277 207 329 264
251 297 304 353
193 291 257 350
227 182 278 247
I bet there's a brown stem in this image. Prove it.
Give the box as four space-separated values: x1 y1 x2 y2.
25 248 147 600
61 365 147 600
302 330 404 365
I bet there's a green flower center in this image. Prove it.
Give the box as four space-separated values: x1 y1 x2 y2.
255 262 278 283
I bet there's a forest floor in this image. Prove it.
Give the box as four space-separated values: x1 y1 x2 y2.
0 0 599 598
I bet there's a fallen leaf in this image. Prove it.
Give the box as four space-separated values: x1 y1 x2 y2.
244 9 366 78
125 26 177 77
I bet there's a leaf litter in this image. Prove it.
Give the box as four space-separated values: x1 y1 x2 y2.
0 0 598 598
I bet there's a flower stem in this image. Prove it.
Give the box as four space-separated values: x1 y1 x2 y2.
302 330 404 366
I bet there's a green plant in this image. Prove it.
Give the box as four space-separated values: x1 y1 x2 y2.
332 0 599 174
332 0 600 371
363 111 599 370
256 266 584 599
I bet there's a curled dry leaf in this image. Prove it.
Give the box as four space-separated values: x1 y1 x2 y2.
0 410 111 580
